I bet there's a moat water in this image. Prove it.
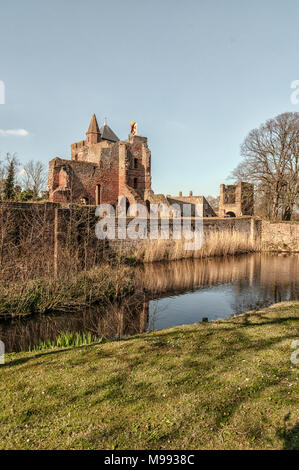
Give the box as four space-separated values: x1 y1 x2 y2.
1 253 298 352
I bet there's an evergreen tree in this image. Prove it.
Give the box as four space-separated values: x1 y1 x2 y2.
4 160 15 200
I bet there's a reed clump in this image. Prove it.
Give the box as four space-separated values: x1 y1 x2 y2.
133 230 257 263
0 264 135 318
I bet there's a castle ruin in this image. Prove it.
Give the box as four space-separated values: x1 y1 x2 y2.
48 114 253 217
48 114 151 208
219 182 254 217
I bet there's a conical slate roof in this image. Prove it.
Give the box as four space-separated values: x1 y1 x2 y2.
99 123 119 142
87 114 101 134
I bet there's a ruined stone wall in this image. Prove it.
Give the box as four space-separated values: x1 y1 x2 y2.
2 203 298 275
119 136 151 202
96 144 120 205
71 140 86 160
166 194 216 217
49 158 104 204
49 136 152 207
75 140 114 164
49 146 121 205
261 221 299 252
219 182 254 217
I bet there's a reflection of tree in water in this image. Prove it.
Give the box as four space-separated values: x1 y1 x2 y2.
148 299 172 332
138 253 299 299
0 298 150 353
231 275 299 315
139 253 299 314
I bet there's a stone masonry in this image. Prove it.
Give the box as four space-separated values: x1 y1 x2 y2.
219 181 254 217
48 114 252 218
166 192 216 217
48 114 151 208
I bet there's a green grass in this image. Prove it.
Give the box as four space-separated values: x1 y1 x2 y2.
29 331 102 352
0 301 298 450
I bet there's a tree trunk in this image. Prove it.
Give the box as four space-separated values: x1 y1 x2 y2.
282 204 293 221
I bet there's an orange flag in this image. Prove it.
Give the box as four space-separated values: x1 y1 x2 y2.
130 122 137 135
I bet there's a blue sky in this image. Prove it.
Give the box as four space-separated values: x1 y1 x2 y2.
0 0 299 196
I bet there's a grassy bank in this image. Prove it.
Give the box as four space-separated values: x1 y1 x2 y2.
0 302 298 450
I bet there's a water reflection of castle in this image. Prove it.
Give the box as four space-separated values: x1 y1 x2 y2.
138 253 299 298
140 253 299 317
1 253 298 352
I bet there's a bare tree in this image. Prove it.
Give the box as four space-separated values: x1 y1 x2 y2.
22 160 47 199
206 195 220 213
231 113 299 221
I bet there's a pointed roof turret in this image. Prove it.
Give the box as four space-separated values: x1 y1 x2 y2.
86 114 119 144
87 114 101 135
99 123 119 142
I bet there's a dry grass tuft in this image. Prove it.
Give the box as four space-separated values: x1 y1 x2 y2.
133 230 257 263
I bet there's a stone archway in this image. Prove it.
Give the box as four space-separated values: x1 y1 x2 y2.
226 211 236 217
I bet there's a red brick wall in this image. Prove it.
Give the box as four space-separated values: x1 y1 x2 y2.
49 136 152 206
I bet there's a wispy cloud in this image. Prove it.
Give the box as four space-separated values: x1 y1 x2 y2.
0 129 29 137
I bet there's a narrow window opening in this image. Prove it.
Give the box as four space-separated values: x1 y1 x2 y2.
96 184 101 205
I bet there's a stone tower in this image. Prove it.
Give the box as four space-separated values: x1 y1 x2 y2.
219 181 254 217
86 114 101 145
48 114 151 206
